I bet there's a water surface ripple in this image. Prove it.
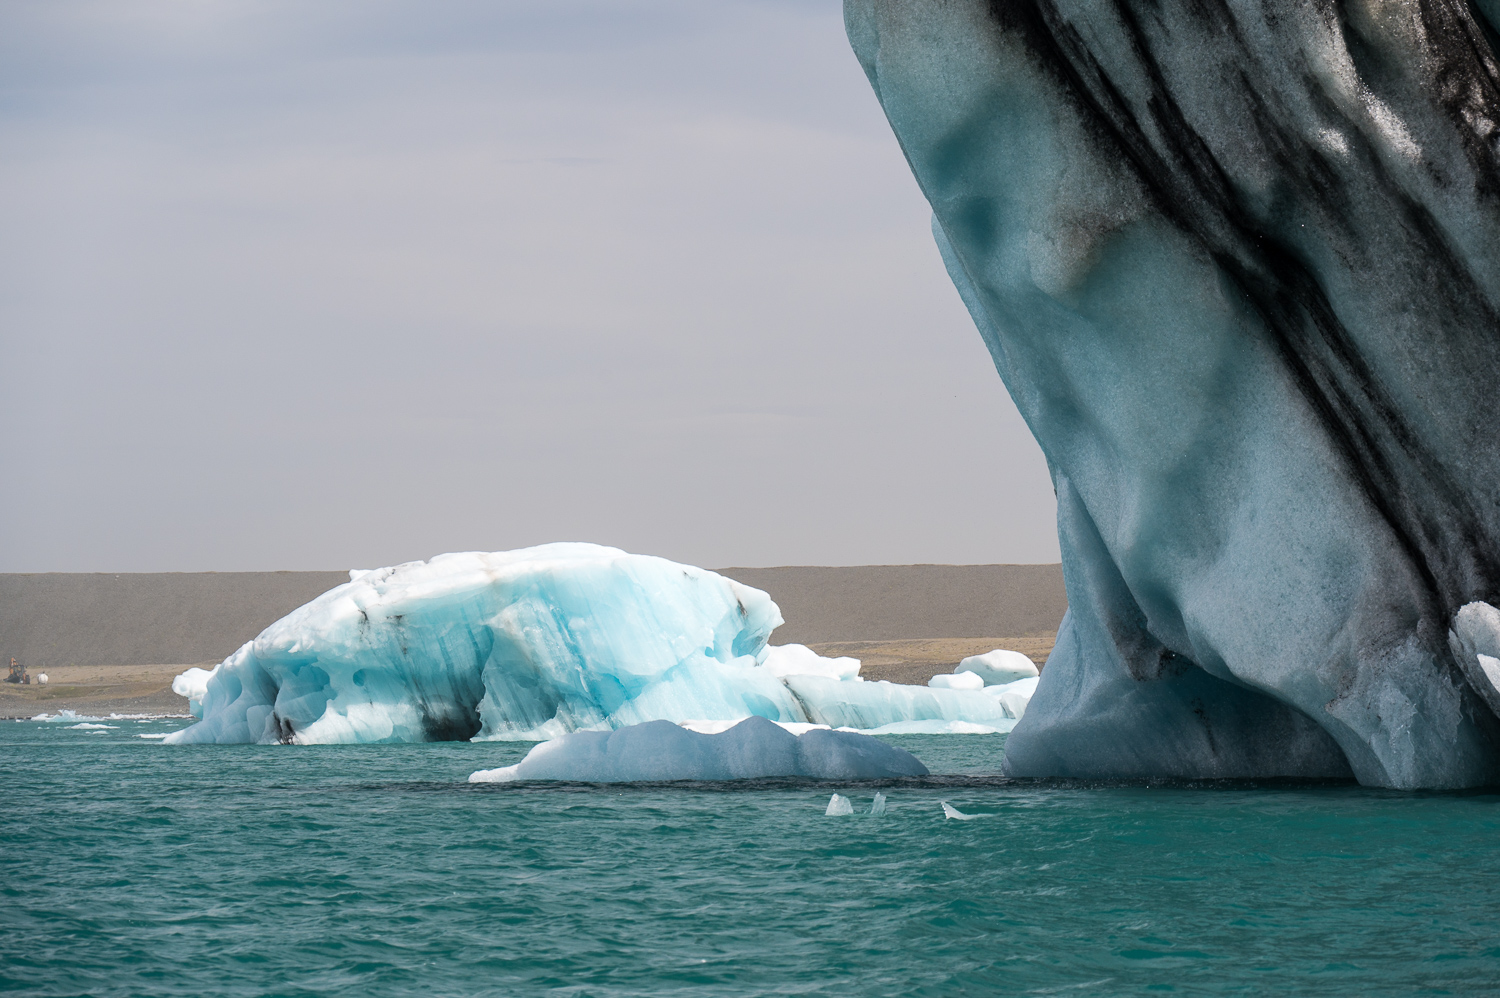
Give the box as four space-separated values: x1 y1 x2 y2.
4 720 1498 995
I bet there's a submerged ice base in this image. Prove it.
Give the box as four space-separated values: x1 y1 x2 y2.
469 716 930 783
166 544 1020 746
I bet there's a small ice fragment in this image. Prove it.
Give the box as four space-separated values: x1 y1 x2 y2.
67 723 117 730
760 643 862 681
941 801 978 820
928 671 985 690
826 793 854 816
1479 654 1500 694
956 649 1039 685
870 792 887 816
137 733 171 739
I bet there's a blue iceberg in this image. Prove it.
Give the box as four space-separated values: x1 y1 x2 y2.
165 543 1017 745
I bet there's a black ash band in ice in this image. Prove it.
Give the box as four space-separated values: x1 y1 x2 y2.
847 0 1500 787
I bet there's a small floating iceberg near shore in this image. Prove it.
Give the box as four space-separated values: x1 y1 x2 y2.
469 716 929 783
166 543 1031 745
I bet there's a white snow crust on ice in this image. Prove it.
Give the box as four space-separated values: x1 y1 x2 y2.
467 716 930 784
825 793 855 816
172 667 217 718
759 643 861 681
955 649 1040 686
928 671 985 691
166 543 1016 746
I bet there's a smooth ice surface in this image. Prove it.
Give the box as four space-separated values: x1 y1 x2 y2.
169 544 1011 745
956 650 1039 686
172 667 215 718
848 0 1500 787
928 671 985 691
467 716 929 783
941 802 979 821
825 793 854 816
760 643 861 681
984 676 1040 721
783 675 1013 730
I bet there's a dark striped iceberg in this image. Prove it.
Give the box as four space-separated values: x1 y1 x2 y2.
848 0 1500 786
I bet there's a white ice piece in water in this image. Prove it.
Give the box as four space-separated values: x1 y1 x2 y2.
826 793 854 816
869 791 887 816
928 671 985 691
468 716 929 783
983 676 1041 720
941 802 979 820
760 644 862 681
784 675 1013 731
956 650 1039 686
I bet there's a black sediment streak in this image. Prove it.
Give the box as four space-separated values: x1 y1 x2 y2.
986 0 1500 624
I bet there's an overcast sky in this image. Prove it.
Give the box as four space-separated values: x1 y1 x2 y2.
0 0 1058 572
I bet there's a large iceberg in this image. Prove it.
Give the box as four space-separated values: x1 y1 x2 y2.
468 716 929 783
847 0 1500 787
166 544 1016 745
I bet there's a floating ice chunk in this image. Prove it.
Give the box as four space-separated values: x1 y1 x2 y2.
31 710 102 723
468 716 929 784
68 723 116 730
982 676 1041 720
136 733 171 739
956 650 1039 686
869 791 887 816
826 793 854 816
929 671 985 691
760 644 861 681
169 544 795 746
784 675 1012 730
171 666 217 718
678 718 831 736
863 719 1010 735
941 802 979 820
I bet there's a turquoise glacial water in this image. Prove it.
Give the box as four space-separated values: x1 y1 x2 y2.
5 715 1500 996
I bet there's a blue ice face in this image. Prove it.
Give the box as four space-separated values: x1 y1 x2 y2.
846 0 1500 787
165 543 1028 746
167 544 799 745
